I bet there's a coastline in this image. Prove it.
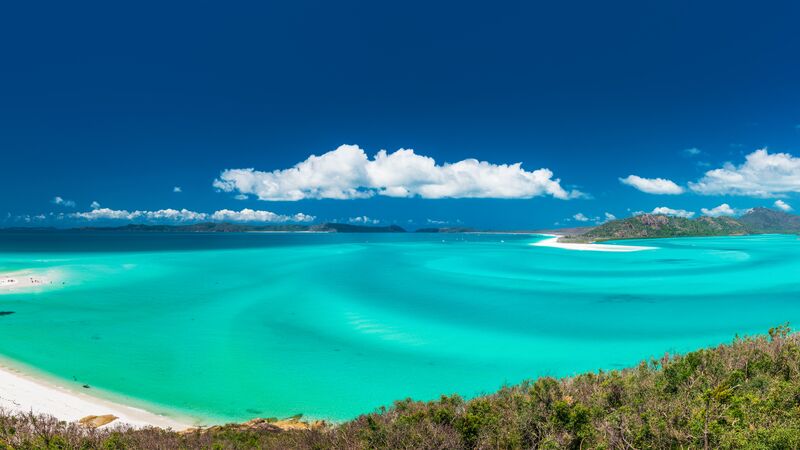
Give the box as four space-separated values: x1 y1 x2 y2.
0 361 193 430
532 234 656 252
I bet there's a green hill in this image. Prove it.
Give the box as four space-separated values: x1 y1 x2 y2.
738 207 800 233
580 214 747 241
572 207 800 242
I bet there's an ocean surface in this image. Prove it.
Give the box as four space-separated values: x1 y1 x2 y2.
1 232 799 424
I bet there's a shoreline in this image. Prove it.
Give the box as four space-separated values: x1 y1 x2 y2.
532 235 656 252
0 361 193 430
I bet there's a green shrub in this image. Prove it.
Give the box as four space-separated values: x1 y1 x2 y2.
3 326 800 449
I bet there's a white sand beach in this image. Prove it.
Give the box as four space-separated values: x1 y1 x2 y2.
0 364 192 430
532 235 656 252
0 270 59 292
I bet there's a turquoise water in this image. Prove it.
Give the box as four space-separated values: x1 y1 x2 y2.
1 232 799 423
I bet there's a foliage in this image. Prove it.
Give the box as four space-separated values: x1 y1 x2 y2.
576 208 800 242
3 327 800 449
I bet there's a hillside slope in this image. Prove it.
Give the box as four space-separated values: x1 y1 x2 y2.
738 207 800 233
574 207 800 241
581 214 747 241
2 326 800 448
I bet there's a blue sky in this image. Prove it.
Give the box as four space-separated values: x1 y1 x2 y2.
2 0 800 229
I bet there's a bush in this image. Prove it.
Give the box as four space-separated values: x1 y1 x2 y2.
3 327 800 449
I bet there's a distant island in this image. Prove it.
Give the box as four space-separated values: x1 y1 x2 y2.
0 222 408 234
559 207 800 243
3 208 800 242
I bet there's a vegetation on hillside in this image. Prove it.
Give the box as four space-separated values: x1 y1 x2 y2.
568 207 800 242
737 207 800 234
3 326 800 449
577 214 747 241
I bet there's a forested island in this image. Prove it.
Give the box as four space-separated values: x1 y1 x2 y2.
560 207 800 243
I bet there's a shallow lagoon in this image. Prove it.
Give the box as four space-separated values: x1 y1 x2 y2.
1 232 798 423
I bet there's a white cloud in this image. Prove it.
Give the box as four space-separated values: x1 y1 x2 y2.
700 203 740 217
234 194 248 200
689 149 800 197
603 212 616 222
73 208 139 221
427 218 448 225
173 186 182 193
213 144 584 201
71 208 314 223
774 200 793 211
349 216 379 225
619 175 684 195
210 209 314 223
683 147 701 156
72 208 206 222
90 201 101 209
52 196 76 208
639 206 696 218
573 213 590 222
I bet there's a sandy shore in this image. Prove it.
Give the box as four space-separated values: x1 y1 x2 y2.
0 270 59 292
532 235 656 252
0 363 192 430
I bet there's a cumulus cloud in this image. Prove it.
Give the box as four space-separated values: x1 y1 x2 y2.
90 201 101 209
210 209 314 223
349 216 379 225
637 206 696 218
689 149 800 197
72 208 206 222
603 212 617 222
700 203 741 217
573 213 590 222
683 147 701 156
774 200 793 211
70 208 314 223
173 186 182 193
619 175 684 195
213 144 584 201
52 196 76 208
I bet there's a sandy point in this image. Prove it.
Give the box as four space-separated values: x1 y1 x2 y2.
531 235 656 252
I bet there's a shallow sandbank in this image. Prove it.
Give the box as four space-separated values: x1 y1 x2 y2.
0 270 59 292
532 236 656 252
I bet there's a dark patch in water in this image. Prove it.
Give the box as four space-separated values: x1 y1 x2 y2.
246 408 262 415
0 311 15 316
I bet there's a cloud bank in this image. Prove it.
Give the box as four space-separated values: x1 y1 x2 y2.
689 149 800 197
636 207 695 218
349 216 379 225
70 208 315 223
619 175 684 195
213 144 584 201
